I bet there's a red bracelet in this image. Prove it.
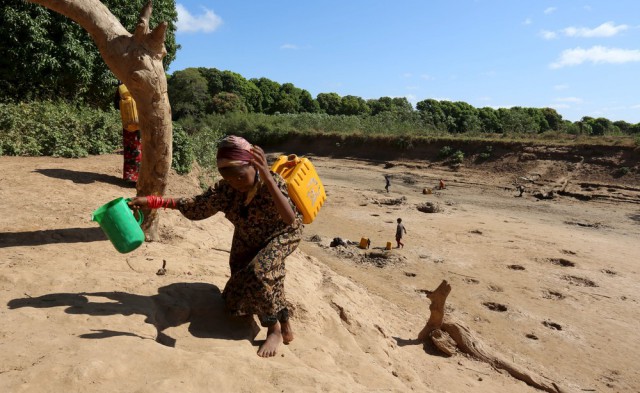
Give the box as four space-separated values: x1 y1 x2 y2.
146 196 176 209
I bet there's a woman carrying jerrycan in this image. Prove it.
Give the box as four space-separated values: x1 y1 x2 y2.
128 135 303 358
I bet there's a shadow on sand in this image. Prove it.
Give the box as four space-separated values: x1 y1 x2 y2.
0 227 107 248
393 336 449 358
7 282 259 347
34 168 134 188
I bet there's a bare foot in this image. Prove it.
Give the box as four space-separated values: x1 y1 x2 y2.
281 320 294 344
257 322 283 357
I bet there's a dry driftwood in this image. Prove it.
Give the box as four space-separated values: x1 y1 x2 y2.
417 280 573 393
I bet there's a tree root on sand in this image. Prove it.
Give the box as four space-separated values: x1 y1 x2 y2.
417 280 573 393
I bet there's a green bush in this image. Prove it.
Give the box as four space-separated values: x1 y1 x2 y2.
478 145 493 161
394 137 414 150
0 100 120 158
613 166 630 177
438 145 453 158
450 150 465 164
171 123 194 175
189 124 225 184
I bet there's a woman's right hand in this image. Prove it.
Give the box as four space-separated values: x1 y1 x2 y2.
127 197 147 210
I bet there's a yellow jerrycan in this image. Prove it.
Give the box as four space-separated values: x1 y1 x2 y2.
118 84 140 132
271 154 326 224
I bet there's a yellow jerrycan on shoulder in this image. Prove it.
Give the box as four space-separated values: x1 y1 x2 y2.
118 84 140 132
271 154 326 224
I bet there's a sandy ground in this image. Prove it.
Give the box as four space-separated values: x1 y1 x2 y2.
0 152 639 393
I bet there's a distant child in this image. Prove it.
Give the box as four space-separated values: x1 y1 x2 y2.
438 179 446 190
384 175 391 193
396 218 407 248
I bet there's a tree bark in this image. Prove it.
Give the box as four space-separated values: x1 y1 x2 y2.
28 0 172 240
417 280 451 341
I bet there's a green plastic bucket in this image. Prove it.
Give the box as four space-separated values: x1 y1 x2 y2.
91 197 144 253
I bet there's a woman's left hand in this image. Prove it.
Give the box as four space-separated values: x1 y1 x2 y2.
250 144 296 225
250 145 270 177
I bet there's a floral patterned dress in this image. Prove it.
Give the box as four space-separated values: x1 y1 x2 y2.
122 129 141 182
177 171 303 326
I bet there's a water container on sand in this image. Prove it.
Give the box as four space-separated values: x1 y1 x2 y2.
385 242 392 250
359 237 370 249
91 197 144 253
271 154 326 224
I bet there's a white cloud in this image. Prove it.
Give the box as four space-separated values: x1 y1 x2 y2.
551 103 571 109
544 7 557 14
176 4 222 33
404 94 417 103
280 44 299 50
489 104 515 110
523 18 532 25
553 84 569 90
563 22 629 38
632 104 640 109
542 22 629 41
550 46 640 68
403 73 413 78
419 74 433 80
556 97 583 103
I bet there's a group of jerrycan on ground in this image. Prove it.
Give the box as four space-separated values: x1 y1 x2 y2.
92 154 326 253
358 237 393 251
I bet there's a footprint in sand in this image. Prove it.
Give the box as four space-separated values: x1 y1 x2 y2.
542 290 565 300
482 302 508 312
488 285 503 292
507 264 525 271
543 320 562 331
463 278 479 284
601 269 617 276
562 275 597 287
525 333 539 340
547 258 576 267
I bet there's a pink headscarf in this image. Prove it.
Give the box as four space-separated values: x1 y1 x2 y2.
216 135 253 168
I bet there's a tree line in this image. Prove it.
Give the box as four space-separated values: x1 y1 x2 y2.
167 67 639 136
1 0 638 136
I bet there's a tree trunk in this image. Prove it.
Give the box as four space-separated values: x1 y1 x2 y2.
28 0 171 240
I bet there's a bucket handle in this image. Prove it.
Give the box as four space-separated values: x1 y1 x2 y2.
125 198 144 225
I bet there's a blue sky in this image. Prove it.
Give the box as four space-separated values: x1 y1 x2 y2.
168 1 640 123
